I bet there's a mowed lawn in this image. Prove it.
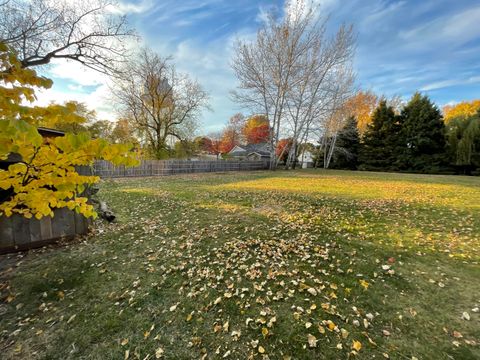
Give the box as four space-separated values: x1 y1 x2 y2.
1 170 479 359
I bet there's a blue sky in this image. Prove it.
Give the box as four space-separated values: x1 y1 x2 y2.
43 0 480 133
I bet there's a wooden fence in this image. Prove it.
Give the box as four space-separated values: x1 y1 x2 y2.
93 159 270 178
0 208 91 254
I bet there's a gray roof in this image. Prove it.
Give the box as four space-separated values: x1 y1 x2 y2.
229 143 271 156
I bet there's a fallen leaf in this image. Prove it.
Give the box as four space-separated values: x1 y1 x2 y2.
67 314 76 324
155 347 164 358
359 280 369 290
262 327 269 338
352 340 362 351
307 334 317 348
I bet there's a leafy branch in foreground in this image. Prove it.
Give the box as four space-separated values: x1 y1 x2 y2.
0 43 138 219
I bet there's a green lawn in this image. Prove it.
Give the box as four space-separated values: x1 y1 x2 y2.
1 170 479 359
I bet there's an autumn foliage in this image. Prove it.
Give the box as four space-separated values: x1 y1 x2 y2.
443 100 480 123
276 138 293 162
243 115 270 144
0 43 138 219
343 91 379 135
219 128 238 153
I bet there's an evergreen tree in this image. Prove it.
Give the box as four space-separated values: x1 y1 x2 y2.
359 100 399 170
331 116 360 169
397 93 446 172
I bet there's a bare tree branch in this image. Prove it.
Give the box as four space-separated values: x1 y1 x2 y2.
0 0 137 75
231 0 356 169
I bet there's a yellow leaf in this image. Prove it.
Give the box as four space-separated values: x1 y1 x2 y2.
261 327 269 338
352 340 362 351
359 280 369 290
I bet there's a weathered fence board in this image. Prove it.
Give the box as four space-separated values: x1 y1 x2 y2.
0 209 91 254
94 159 269 178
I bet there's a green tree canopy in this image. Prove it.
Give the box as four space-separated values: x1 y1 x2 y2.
330 116 360 170
397 93 446 172
445 110 480 174
359 100 399 170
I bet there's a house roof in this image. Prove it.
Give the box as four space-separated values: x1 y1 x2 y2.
37 127 65 137
248 151 270 158
229 143 271 156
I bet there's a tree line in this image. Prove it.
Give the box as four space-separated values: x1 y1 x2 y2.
319 95 480 175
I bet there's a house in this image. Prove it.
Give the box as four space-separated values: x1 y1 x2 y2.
298 150 315 168
228 143 271 161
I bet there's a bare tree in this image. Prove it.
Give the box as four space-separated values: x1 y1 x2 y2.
112 48 210 159
226 113 246 145
284 23 355 169
231 0 355 169
0 0 136 74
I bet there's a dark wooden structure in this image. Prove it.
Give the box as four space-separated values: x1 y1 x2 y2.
0 127 92 254
0 209 91 254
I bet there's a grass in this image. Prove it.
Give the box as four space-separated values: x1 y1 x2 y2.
0 169 479 359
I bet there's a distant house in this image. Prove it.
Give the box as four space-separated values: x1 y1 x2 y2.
298 150 315 168
228 143 271 161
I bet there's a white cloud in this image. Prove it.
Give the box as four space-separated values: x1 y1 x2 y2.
399 6 480 47
35 82 116 121
286 0 338 21
420 76 480 91
48 59 109 86
67 84 84 92
361 1 406 28
107 0 155 15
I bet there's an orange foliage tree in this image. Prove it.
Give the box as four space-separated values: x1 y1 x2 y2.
219 128 238 153
343 90 379 135
276 138 293 163
243 115 270 144
443 100 480 123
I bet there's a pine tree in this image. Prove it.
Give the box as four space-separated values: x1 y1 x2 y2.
330 117 360 169
359 100 399 170
397 93 446 172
